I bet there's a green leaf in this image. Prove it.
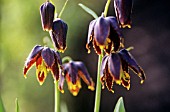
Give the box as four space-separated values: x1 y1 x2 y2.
78 3 98 19
15 98 19 112
114 97 126 112
0 96 5 112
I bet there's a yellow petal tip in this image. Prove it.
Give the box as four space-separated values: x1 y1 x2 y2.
60 90 64 94
110 90 114 93
140 80 144 84
88 86 95 91
72 92 78 96
24 75 27 79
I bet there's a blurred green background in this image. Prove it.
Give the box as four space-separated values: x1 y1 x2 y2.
1 0 170 112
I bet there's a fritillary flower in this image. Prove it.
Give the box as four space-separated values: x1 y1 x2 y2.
101 49 145 92
86 14 123 55
23 45 62 85
58 60 94 96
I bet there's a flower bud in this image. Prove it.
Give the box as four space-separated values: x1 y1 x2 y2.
40 1 55 31
49 18 68 52
114 0 133 28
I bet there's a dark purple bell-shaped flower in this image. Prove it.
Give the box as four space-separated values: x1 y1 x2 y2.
49 18 68 53
40 1 55 31
100 48 145 92
114 0 133 28
23 45 62 85
86 14 123 55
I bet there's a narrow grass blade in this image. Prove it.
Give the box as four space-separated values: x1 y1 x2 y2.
0 96 5 112
78 3 98 19
15 98 19 112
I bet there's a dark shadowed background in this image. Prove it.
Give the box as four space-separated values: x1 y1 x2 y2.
1 0 170 112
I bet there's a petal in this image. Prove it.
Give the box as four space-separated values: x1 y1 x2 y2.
58 70 65 93
100 55 109 79
36 61 48 85
51 60 59 81
104 39 113 54
106 17 122 51
24 45 43 76
105 64 114 93
66 74 81 96
114 0 133 28
50 19 68 52
53 50 62 65
108 53 121 80
40 1 55 31
100 55 109 89
86 20 96 53
94 16 110 45
121 58 129 73
121 71 130 90
119 49 146 82
63 62 79 84
75 62 95 91
106 17 123 38
49 31 61 49
93 39 101 55
41 47 55 69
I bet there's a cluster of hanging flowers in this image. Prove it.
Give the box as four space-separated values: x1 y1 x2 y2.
86 0 145 92
23 0 95 96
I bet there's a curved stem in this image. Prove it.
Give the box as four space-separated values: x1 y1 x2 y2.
94 51 103 112
58 0 69 18
103 0 111 17
54 81 60 112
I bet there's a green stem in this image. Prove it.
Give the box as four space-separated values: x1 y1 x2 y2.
55 81 60 112
94 51 103 112
94 0 111 112
58 0 69 18
103 0 111 17
62 56 72 64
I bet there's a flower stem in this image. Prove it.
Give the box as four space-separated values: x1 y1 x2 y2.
58 0 69 18
94 51 103 112
103 0 111 17
54 81 60 112
94 0 111 112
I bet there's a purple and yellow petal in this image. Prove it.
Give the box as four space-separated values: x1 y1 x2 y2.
119 49 146 82
66 74 81 96
24 45 43 77
58 71 65 93
36 61 48 85
105 65 114 93
94 16 110 45
108 53 121 80
41 47 55 69
93 39 102 55
76 62 95 91
51 60 60 81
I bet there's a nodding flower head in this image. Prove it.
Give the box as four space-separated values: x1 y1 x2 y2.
23 45 62 85
40 1 55 31
58 60 94 96
100 49 145 92
114 0 133 28
86 14 123 55
49 18 68 53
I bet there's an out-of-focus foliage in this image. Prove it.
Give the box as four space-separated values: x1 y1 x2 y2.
1 0 170 112
0 96 5 112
